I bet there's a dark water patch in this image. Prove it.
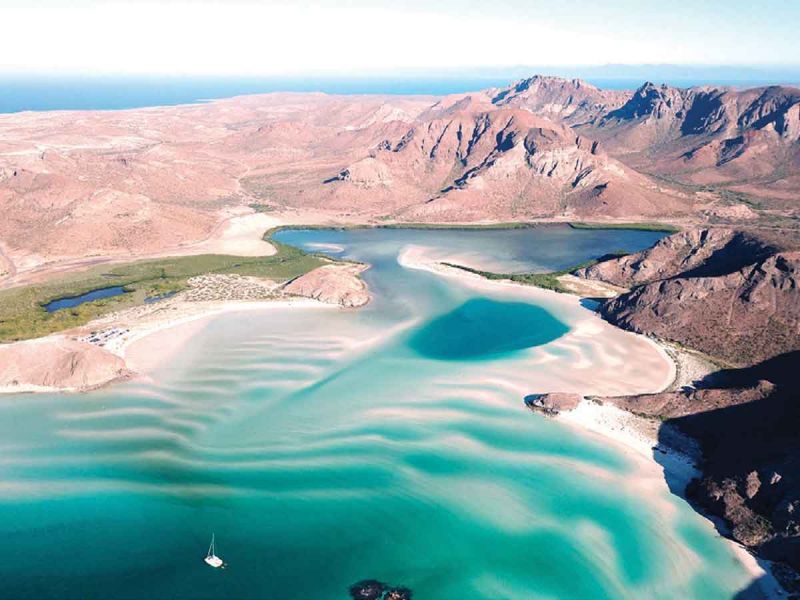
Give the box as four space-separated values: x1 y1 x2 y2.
408 298 569 360
349 579 412 600
43 286 128 312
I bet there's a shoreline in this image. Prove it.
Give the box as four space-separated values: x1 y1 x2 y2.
1 233 783 595
399 245 782 598
555 399 783 597
0 297 337 396
106 297 336 360
119 297 341 378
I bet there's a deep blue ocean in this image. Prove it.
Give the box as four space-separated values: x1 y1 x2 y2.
1 75 796 114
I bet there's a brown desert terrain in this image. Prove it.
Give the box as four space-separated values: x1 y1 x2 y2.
2 75 798 288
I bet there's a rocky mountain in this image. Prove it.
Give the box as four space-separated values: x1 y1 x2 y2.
2 75 800 285
490 75 628 125
328 105 691 221
485 76 800 208
582 82 800 188
406 76 800 213
578 228 800 366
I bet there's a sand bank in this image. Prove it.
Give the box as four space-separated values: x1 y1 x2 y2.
399 245 676 394
0 297 335 395
398 244 782 598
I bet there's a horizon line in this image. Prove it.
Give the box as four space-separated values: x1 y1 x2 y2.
2 63 800 80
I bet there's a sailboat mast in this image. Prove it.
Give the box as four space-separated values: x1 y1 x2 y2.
208 533 215 557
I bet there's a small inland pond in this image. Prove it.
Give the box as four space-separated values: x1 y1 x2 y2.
43 285 129 312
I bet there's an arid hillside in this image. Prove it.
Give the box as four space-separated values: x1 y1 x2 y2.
1 76 798 285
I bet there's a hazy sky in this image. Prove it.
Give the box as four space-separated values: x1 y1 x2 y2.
2 0 799 75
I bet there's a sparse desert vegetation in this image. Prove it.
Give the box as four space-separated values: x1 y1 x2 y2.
0 241 324 342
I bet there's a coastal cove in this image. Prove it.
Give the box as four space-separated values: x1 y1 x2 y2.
0 226 764 599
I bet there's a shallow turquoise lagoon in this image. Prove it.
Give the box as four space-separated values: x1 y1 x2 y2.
0 227 754 599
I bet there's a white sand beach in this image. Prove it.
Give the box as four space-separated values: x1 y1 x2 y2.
398 243 783 598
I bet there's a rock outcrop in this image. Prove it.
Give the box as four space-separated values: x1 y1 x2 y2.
524 392 582 415
349 580 412 600
0 337 129 392
282 263 370 307
334 157 393 188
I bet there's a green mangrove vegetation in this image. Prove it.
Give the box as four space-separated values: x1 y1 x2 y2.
442 252 628 294
0 241 325 343
568 222 679 232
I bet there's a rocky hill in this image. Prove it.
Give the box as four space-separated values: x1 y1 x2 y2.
576 228 778 287
0 336 129 392
282 263 370 307
329 105 691 221
578 228 800 366
601 251 800 365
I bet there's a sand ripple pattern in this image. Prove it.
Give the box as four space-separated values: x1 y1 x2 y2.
0 228 752 599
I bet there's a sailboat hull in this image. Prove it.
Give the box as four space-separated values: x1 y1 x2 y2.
204 555 224 568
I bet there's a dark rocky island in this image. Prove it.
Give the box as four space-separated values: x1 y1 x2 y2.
349 579 412 600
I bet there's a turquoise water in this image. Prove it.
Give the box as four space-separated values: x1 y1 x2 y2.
43 286 128 312
0 227 752 599
409 299 569 360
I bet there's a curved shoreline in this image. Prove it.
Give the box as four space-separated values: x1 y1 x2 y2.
397 244 781 598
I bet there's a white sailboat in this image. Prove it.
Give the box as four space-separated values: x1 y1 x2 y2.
204 533 224 568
